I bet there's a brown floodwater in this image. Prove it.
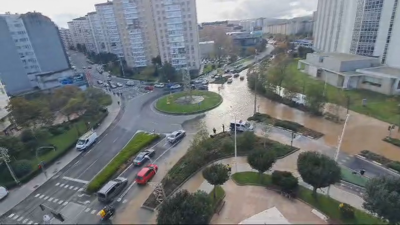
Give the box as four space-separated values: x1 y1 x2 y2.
187 69 400 160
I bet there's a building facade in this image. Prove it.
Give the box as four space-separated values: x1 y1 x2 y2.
67 17 97 53
95 2 124 57
313 0 400 68
86 12 106 53
59 28 74 50
267 16 314 35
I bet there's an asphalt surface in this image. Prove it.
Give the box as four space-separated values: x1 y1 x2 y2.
0 52 202 225
344 156 400 179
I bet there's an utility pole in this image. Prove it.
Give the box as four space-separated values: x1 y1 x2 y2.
0 147 20 185
253 50 260 115
182 66 192 102
118 57 126 77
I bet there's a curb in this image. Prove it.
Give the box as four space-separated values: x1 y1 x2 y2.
356 154 400 176
154 92 223 116
257 123 322 140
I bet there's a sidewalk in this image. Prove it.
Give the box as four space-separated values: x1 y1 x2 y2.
0 93 121 216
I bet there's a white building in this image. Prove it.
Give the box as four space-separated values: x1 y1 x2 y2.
67 17 97 53
313 0 400 68
86 12 107 53
267 16 314 35
95 2 124 57
59 28 74 50
0 81 12 134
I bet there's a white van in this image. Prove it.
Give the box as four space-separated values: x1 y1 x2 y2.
230 120 254 132
76 130 98 151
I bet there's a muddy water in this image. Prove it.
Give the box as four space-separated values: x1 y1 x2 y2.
185 69 400 160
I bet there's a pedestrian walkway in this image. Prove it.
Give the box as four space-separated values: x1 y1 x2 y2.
0 93 121 217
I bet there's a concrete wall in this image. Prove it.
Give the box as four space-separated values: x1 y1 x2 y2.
358 76 396 95
0 17 32 95
22 13 70 72
305 53 380 72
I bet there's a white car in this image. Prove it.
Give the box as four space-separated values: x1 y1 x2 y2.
116 82 123 87
154 83 165 88
170 84 181 89
167 130 186 143
97 80 104 85
0 186 8 201
76 130 98 151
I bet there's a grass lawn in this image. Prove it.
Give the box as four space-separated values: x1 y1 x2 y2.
286 61 400 124
341 167 369 187
203 64 213 74
232 171 384 224
155 90 222 114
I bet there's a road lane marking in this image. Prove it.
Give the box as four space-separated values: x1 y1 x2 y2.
63 201 68 206
55 183 60 186
23 219 28 224
122 199 127 204
48 197 54 202
117 198 121 202
113 137 119 143
28 221 33 224
44 196 49 200
17 216 23 222
39 195 44 199
91 210 96 214
76 159 99 179
69 186 74 189
12 215 19 220
8 214 14 218
58 200 64 204
34 194 40 197
60 184 65 187
85 208 90 213
78 188 84 192
53 198 59 203
64 185 69 188
73 187 78 191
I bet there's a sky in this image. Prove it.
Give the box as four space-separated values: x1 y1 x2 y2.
0 0 318 28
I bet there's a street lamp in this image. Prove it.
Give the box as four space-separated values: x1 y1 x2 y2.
327 113 350 196
230 106 238 173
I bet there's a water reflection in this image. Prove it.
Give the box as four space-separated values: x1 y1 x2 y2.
184 69 400 160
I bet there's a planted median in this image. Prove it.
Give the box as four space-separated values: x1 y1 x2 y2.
86 132 159 193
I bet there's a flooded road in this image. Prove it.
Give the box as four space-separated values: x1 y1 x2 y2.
185 69 400 161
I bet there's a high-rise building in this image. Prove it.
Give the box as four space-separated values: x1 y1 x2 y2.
314 0 400 68
95 2 124 57
59 28 74 50
67 17 97 53
86 12 107 53
0 12 71 94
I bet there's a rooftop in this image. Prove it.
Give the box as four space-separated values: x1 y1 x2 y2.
199 41 215 44
358 66 400 78
318 52 377 61
95 1 113 7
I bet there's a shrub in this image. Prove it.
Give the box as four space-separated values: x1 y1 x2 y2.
20 130 35 143
48 126 65 136
383 137 400 147
388 161 400 173
11 160 33 178
360 150 391 166
271 170 298 192
339 203 355 219
275 120 303 132
248 113 272 123
86 132 159 193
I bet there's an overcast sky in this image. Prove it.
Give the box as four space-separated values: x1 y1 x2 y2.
0 0 318 28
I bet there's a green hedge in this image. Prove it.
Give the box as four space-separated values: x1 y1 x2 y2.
86 132 159 193
360 150 400 173
383 137 400 147
275 120 304 132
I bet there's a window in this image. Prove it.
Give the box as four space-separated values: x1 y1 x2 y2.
362 76 382 87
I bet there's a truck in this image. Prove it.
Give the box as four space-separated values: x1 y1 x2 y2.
76 130 98 151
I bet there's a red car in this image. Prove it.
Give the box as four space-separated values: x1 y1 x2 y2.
136 164 158 185
144 86 154 91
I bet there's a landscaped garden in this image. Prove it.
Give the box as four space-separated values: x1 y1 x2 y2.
86 132 159 193
248 112 324 139
155 90 223 115
142 129 298 209
0 86 112 188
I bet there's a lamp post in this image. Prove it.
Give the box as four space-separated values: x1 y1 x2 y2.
230 106 238 173
327 113 350 196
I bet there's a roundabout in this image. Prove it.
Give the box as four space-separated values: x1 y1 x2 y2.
155 90 223 115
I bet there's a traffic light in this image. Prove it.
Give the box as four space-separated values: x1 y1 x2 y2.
51 211 65 222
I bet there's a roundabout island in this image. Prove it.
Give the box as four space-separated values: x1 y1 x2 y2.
155 90 223 115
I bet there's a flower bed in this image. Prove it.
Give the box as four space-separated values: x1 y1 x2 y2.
142 131 298 209
383 137 400 148
248 113 324 139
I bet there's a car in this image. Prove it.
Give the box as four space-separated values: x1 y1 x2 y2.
83 67 86 69
103 83 109 87
154 83 165 88
202 80 209 85
133 149 156 166
136 164 158 185
107 77 112 81
88 66 92 69
126 80 135 86
0 186 8 201
144 86 154 91
167 130 186 144
110 84 117 89
169 84 181 90
97 177 128 203
116 82 123 87
97 80 104 85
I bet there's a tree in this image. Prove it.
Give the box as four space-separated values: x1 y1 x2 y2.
7 97 53 128
267 54 292 94
62 97 85 121
297 151 341 196
151 55 162 66
0 136 24 159
76 43 82 52
160 62 178 82
157 190 213 224
50 86 80 111
202 163 229 199
363 176 400 224
298 46 314 59
305 83 327 115
229 54 238 64
271 171 299 193
246 47 256 56
247 149 276 180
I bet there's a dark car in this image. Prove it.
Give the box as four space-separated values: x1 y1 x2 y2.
133 149 156 166
167 130 186 144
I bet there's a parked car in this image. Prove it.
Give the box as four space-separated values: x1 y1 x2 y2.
133 149 156 166
116 82 123 87
154 83 165 88
110 84 117 89
145 86 154 91
136 164 158 185
126 80 135 86
103 83 109 87
227 78 233 84
97 80 104 85
169 84 181 90
97 177 128 203
0 186 8 201
167 130 186 144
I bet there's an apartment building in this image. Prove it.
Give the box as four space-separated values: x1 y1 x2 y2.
59 28 74 50
313 0 400 68
95 2 124 57
67 17 97 53
151 0 200 70
267 16 314 35
86 12 107 53
0 12 71 94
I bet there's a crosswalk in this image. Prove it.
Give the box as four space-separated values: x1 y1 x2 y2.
7 214 38 224
33 193 69 206
55 182 84 192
